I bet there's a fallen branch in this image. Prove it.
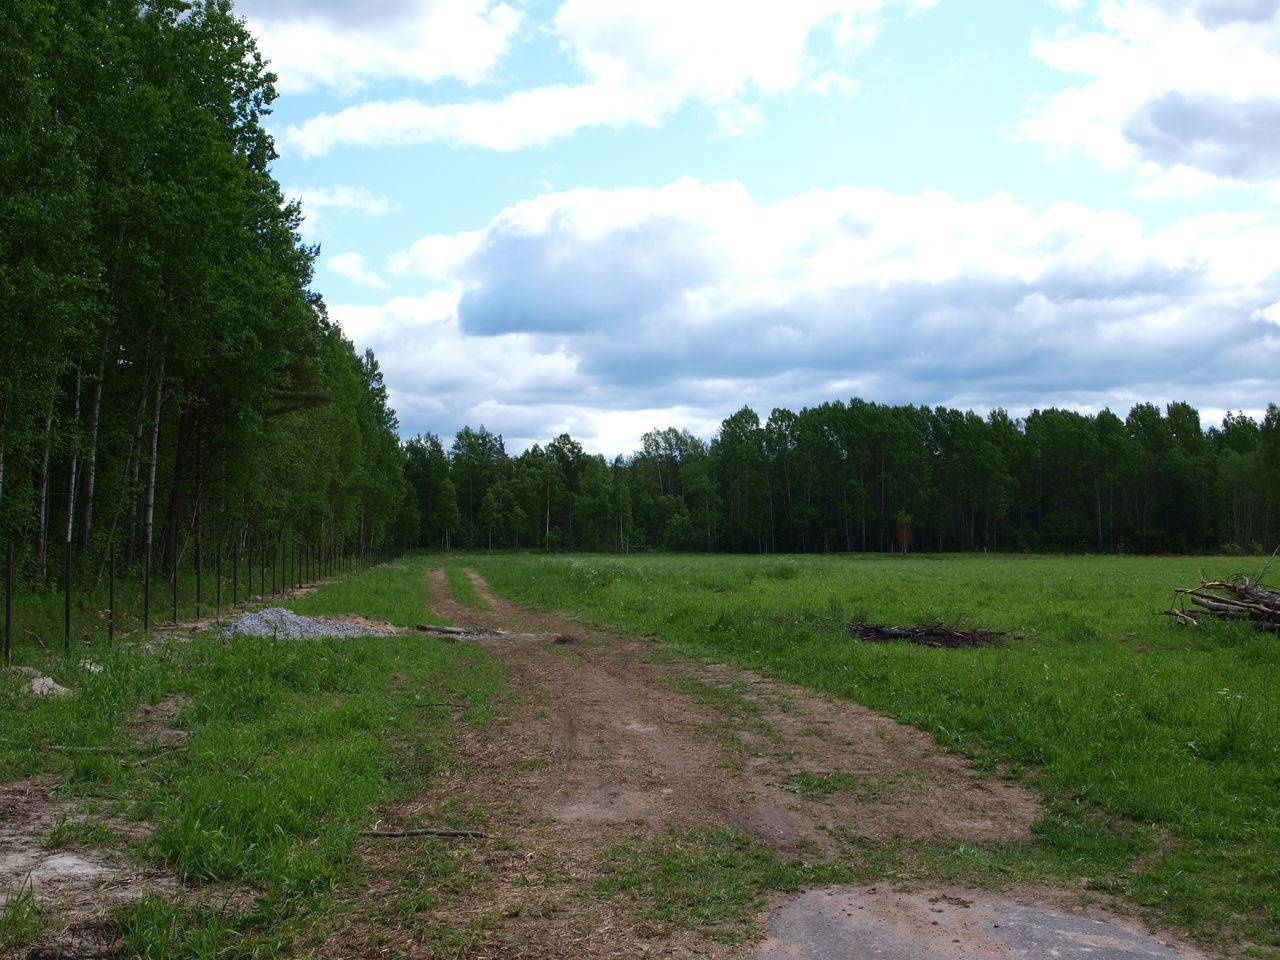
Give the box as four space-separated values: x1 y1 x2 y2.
0 736 172 756
415 624 573 644
1168 571 1280 632
131 744 185 767
415 624 487 637
361 827 489 839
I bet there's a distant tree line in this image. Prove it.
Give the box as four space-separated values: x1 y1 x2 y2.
406 401 1280 555
1 0 416 590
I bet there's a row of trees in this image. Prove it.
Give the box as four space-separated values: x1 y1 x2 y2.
1 0 416 592
405 401 1280 555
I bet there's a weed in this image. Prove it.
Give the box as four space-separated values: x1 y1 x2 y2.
41 815 125 851
0 884 44 953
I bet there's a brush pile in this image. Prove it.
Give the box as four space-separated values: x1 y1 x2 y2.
1167 577 1280 631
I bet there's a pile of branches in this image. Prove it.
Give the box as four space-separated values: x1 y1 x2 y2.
1167 576 1280 631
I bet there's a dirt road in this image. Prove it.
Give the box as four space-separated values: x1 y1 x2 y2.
322 570 1204 959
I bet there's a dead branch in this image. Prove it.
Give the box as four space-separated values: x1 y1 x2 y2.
361 827 489 839
1167 573 1280 632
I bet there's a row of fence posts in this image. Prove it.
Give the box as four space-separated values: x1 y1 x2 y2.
3 535 401 667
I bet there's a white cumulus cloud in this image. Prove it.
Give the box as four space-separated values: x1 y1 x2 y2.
328 252 388 289
286 184 399 240
336 179 1280 454
241 0 521 94
1024 0 1280 194
282 0 936 156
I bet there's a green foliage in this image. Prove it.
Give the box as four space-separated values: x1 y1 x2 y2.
0 883 44 953
400 401 1278 557
1 0 413 641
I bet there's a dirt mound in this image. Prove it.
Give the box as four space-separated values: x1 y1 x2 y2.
219 606 395 639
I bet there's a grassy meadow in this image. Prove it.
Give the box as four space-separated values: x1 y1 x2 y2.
2 549 1278 955
464 551 1280 952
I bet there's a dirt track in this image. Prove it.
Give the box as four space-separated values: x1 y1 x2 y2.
325 568 1051 958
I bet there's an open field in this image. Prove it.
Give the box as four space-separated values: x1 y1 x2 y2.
1 550 1276 958
463 552 1280 953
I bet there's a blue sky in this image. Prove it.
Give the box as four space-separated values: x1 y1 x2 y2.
240 0 1280 453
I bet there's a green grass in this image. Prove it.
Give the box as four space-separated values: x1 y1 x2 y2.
288 555 442 626
2 551 375 661
0 554 503 955
464 551 1280 951
0 884 44 953
41 815 127 851
597 827 851 941
443 565 488 610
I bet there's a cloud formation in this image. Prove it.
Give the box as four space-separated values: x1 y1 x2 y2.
342 180 1280 454
282 0 933 156
328 252 388 289
1024 0 1280 194
286 184 398 241
240 0 521 94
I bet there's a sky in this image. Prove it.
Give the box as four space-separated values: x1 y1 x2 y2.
242 0 1280 455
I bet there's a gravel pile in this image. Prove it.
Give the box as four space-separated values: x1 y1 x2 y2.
220 607 392 640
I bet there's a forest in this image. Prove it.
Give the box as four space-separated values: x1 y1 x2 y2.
1 0 416 597
4 2 1276 604
406 400 1280 556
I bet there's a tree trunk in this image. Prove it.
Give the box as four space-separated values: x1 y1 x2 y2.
161 398 190 576
35 401 54 580
0 400 9 520
79 332 109 552
143 361 165 575
95 376 147 586
0 413 6 520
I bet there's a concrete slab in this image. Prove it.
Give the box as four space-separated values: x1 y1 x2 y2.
755 887 1203 960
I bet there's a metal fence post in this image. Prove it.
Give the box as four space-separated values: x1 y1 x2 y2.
195 528 202 621
63 544 71 655
4 543 13 667
108 551 114 646
216 540 222 620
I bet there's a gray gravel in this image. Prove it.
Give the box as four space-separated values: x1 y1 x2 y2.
219 607 392 640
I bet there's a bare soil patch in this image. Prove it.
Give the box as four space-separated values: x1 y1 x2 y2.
0 778 176 956
128 693 190 746
847 623 1005 648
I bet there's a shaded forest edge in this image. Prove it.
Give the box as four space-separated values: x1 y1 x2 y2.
407 400 1278 556
2 0 412 597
